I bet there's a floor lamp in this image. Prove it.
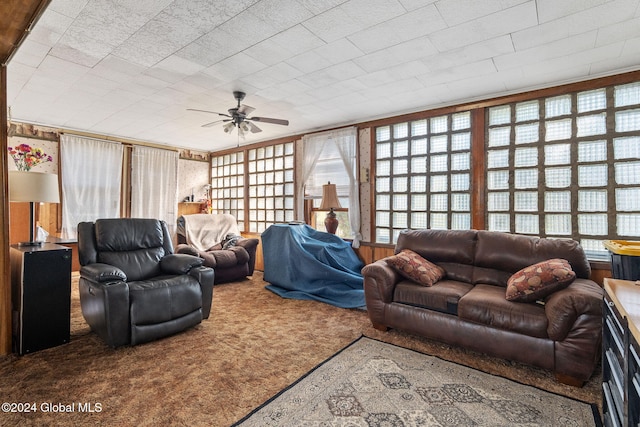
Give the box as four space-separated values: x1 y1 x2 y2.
320 182 341 234
8 171 60 246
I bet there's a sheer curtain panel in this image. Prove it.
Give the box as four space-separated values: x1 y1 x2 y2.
130 146 178 233
60 135 123 239
301 127 361 246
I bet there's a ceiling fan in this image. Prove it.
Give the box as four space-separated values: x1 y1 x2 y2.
188 91 289 136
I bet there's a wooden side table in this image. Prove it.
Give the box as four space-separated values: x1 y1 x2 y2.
10 243 72 355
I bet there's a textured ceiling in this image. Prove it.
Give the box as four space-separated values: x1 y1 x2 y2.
6 0 640 151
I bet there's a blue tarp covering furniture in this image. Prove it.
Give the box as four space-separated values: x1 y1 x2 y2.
262 224 365 308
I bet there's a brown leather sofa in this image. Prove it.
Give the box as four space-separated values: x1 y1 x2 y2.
362 229 603 386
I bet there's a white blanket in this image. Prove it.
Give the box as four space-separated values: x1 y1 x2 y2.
180 213 241 252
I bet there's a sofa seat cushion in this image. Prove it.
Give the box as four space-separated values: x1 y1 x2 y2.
458 284 548 338
129 275 202 325
394 279 473 315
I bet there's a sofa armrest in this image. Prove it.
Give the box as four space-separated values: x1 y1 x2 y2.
189 266 215 319
80 263 127 283
362 258 401 302
544 279 604 341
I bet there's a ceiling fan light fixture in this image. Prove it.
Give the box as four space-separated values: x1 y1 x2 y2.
239 121 250 132
223 122 235 133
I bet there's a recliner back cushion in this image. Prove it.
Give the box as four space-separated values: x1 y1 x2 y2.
95 218 164 251
94 219 166 281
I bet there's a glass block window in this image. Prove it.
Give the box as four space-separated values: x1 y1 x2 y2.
210 152 245 231
247 142 295 233
486 82 640 259
374 112 472 244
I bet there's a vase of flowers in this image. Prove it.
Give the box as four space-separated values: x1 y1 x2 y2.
8 143 53 171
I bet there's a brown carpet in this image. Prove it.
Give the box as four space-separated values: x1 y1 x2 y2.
0 272 601 426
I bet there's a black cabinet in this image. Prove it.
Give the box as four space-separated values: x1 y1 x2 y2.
10 244 72 355
603 278 640 427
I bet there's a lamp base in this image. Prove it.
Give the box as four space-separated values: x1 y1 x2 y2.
18 241 44 247
324 209 339 234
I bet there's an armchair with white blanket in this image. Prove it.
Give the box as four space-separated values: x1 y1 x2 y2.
176 214 259 284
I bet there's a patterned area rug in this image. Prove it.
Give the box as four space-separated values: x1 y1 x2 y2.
235 337 598 426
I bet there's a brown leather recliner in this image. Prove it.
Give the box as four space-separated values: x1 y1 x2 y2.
176 214 259 284
362 229 603 386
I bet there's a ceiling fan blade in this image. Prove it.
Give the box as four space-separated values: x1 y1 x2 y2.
187 108 231 118
237 104 255 115
249 116 289 126
247 121 262 133
201 120 223 128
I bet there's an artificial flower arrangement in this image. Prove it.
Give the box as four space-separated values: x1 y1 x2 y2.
7 143 53 171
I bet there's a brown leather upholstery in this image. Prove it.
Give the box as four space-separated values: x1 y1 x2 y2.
362 229 603 385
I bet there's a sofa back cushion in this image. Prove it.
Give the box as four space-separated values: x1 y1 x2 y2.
396 229 477 283
395 229 592 287
474 231 591 286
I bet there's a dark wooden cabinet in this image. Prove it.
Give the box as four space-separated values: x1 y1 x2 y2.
603 278 640 427
10 244 72 355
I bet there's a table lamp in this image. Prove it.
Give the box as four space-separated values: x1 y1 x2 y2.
320 182 341 234
9 170 60 246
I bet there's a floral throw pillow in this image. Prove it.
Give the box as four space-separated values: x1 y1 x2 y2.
386 249 445 287
506 258 576 303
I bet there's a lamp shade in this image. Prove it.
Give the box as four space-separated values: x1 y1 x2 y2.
319 182 342 210
9 170 60 203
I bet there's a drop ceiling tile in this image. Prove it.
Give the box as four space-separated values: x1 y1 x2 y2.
48 0 91 19
297 61 365 89
303 6 365 42
49 31 115 68
424 35 514 73
340 0 406 28
201 53 268 83
354 36 438 73
596 16 640 46
243 38 295 66
273 25 327 54
248 0 314 32
428 1 538 51
73 74 121 97
26 9 72 46
181 73 226 91
145 56 207 84
347 4 446 54
90 55 147 83
398 0 438 11
313 39 364 64
435 0 529 26
416 59 497 86
296 0 348 14
285 50 333 74
217 10 280 48
10 39 50 68
536 0 611 23
494 31 598 71
161 0 239 33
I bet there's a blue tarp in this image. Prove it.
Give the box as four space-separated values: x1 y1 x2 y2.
262 224 365 308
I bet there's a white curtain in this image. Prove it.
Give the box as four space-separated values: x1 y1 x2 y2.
333 128 362 247
299 127 361 247
60 135 123 239
130 146 178 233
296 135 327 221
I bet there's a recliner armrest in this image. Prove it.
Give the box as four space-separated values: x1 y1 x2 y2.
80 263 127 283
189 266 214 319
160 253 204 274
